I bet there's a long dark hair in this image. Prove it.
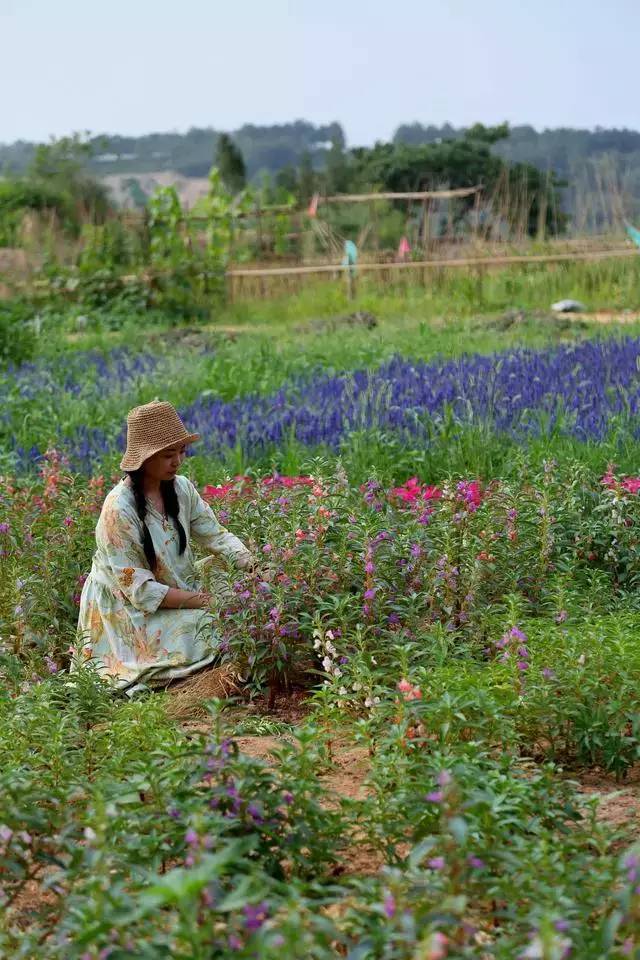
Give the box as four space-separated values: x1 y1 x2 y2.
127 470 187 571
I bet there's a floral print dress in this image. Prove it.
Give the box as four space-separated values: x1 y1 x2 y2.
76 474 251 688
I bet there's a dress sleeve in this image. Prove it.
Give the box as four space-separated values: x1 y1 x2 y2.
97 499 170 613
185 479 253 568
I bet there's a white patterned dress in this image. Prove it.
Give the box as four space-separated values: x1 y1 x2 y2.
76 474 251 688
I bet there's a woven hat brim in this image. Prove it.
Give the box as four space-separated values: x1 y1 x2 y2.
120 432 200 471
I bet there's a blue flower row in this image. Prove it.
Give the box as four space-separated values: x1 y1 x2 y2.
9 336 640 472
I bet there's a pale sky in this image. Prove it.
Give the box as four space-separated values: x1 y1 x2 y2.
0 0 637 146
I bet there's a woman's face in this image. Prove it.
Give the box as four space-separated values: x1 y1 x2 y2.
143 444 187 483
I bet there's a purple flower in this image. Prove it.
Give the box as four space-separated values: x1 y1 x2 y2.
467 855 486 869
425 790 444 803
542 667 556 680
247 802 264 824
0 523 9 535
185 828 199 847
364 588 376 600
555 609 568 623
243 900 269 931
281 791 294 806
383 892 396 918
437 770 452 787
201 887 215 907
228 934 243 950
510 626 527 642
517 661 529 672
428 856 445 870
44 655 58 674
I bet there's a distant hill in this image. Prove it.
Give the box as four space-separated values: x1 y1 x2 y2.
0 121 345 181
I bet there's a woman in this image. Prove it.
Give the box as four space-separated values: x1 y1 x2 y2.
76 400 253 692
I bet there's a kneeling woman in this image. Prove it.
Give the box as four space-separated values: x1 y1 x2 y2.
76 400 253 691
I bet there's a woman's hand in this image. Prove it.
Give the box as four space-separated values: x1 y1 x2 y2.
188 590 212 609
159 588 212 610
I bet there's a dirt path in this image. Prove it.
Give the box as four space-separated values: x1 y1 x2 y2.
576 764 640 842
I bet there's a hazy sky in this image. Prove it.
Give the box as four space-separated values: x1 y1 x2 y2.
1 0 637 145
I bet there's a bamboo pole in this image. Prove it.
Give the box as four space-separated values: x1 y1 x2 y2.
226 246 636 278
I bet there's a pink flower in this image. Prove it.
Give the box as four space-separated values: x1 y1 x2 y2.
397 679 422 701
203 483 232 499
63 516 74 527
427 856 445 870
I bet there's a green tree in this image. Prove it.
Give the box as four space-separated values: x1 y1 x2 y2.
28 133 110 225
298 150 315 203
325 136 349 194
215 134 246 193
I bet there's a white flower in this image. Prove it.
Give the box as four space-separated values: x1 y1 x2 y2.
352 682 362 691
84 827 97 843
325 641 337 656
371 656 377 665
325 630 335 640
364 697 374 708
339 687 347 696
333 668 342 678
321 656 333 672
313 638 322 651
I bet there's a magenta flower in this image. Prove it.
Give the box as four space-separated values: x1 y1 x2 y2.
0 522 9 535
428 856 445 870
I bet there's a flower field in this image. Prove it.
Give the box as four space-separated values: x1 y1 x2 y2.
3 292 640 957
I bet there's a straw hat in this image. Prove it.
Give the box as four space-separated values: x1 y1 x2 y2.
120 400 200 471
